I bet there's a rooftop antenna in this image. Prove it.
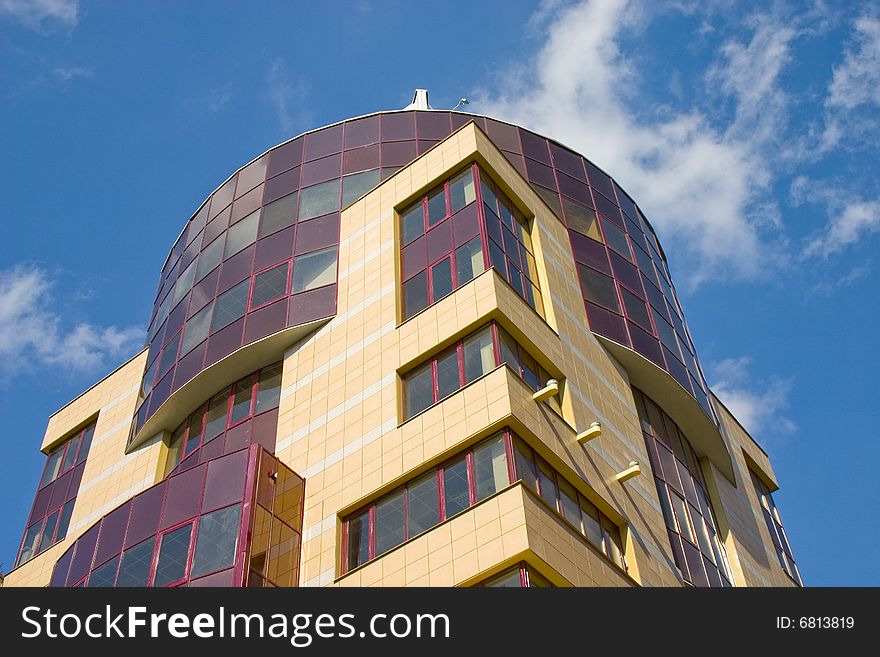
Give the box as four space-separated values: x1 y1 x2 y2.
404 89 432 110
452 98 469 111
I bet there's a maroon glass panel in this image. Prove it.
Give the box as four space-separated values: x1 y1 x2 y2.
304 125 343 161
343 144 380 174
160 463 206 530
381 112 416 141
301 153 341 186
202 449 248 513
289 284 336 325
344 116 380 149
264 167 300 204
254 226 295 271
204 317 245 366
67 524 100 585
125 483 166 548
295 213 339 255
217 244 255 294
381 140 417 166
486 120 520 152
94 503 131 567
244 298 288 343
267 138 303 178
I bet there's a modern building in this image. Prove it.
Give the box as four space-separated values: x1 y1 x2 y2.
3 91 801 588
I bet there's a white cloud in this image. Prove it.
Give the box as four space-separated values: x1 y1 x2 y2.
0 0 78 30
710 357 796 437
0 265 142 376
52 65 93 81
804 199 880 258
473 0 798 286
267 58 312 135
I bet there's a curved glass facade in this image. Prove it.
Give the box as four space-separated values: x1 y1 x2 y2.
138 109 714 439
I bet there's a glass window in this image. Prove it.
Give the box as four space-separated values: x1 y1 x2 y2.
225 210 260 258
191 504 241 578
488 238 507 278
116 537 156 587
601 517 625 568
346 510 370 571
38 511 60 554
172 259 197 306
17 522 42 566
473 435 509 501
622 287 651 329
526 567 553 587
183 411 203 457
483 569 522 587
435 349 461 400
602 220 631 260
406 472 439 538
537 459 558 509
426 187 447 226
153 523 193 586
580 497 603 548
299 179 340 221
558 479 581 527
341 169 380 206
402 270 428 319
454 237 484 286
670 492 695 545
399 202 424 246
292 246 337 293
513 437 538 492
403 362 433 419
443 457 470 518
449 168 476 213
230 378 254 425
251 263 289 309
196 235 225 281
462 327 495 383
181 301 213 355
259 192 298 238
374 490 405 557
55 499 75 543
430 257 453 302
255 362 283 413
579 265 620 312
60 435 81 472
77 425 93 463
211 279 249 332
564 198 602 241
40 450 64 488
88 555 119 587
203 389 230 441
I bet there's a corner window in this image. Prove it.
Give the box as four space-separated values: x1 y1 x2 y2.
751 471 802 585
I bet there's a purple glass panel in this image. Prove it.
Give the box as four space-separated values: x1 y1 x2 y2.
667 530 689 580
665 348 694 395
68 461 86 497
202 450 248 513
570 230 611 274
189 568 235 587
426 219 453 263
67 524 99 585
520 130 551 164
610 251 644 296
556 172 592 206
289 284 336 325
252 408 279 452
452 203 480 246
486 120 521 152
503 151 527 178
585 302 630 346
203 208 230 246
172 342 206 392
51 545 74 587
452 113 485 130
163 298 188 345
148 370 174 415
30 486 52 524
549 144 586 181
254 226 295 272
304 125 343 161
267 138 303 178
417 139 439 155
525 158 557 190
343 144 380 174
295 213 339 255
205 317 245 366
682 540 709 587
244 298 288 343
417 112 452 140
161 463 207 530
629 323 665 368
223 421 252 454
236 156 267 198
187 203 210 246
210 175 237 220
643 275 668 318
615 182 638 220
217 244 255 294
180 238 200 272
344 116 380 149
301 153 341 187
593 190 624 226
199 435 224 463
189 268 219 316
264 167 300 204
585 161 616 201
381 140 417 166
532 183 563 218
230 184 264 224
94 503 131 567
401 236 427 281
381 112 416 140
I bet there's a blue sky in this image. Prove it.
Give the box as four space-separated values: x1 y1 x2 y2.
1 0 877 585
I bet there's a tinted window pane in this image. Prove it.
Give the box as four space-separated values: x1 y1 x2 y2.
473 435 508 501
55 499 75 543
211 279 249 332
181 301 213 355
443 457 470 517
513 438 538 492
259 192 298 238
406 472 439 537
192 504 241 578
18 522 42 566
116 537 156 587
564 198 601 241
153 523 193 586
255 362 283 413
230 379 253 425
299 179 340 221
484 569 522 587
426 187 447 226
39 511 60 553
580 497 603 547
454 237 484 286
579 265 620 312
60 435 81 472
196 236 225 281
449 168 476 213
537 460 557 508
172 259 197 306
603 220 631 260
399 202 424 246
204 389 230 440
341 169 380 206
374 490 405 557
435 349 460 400
404 362 433 419
462 327 495 383
402 270 428 319
41 450 63 487
346 510 369 571
292 246 337 293
602 517 625 567
430 257 453 302
670 492 695 544
225 210 260 258
251 263 289 308
88 554 119 587
558 480 581 527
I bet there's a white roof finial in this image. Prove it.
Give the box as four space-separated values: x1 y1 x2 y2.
404 89 432 110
